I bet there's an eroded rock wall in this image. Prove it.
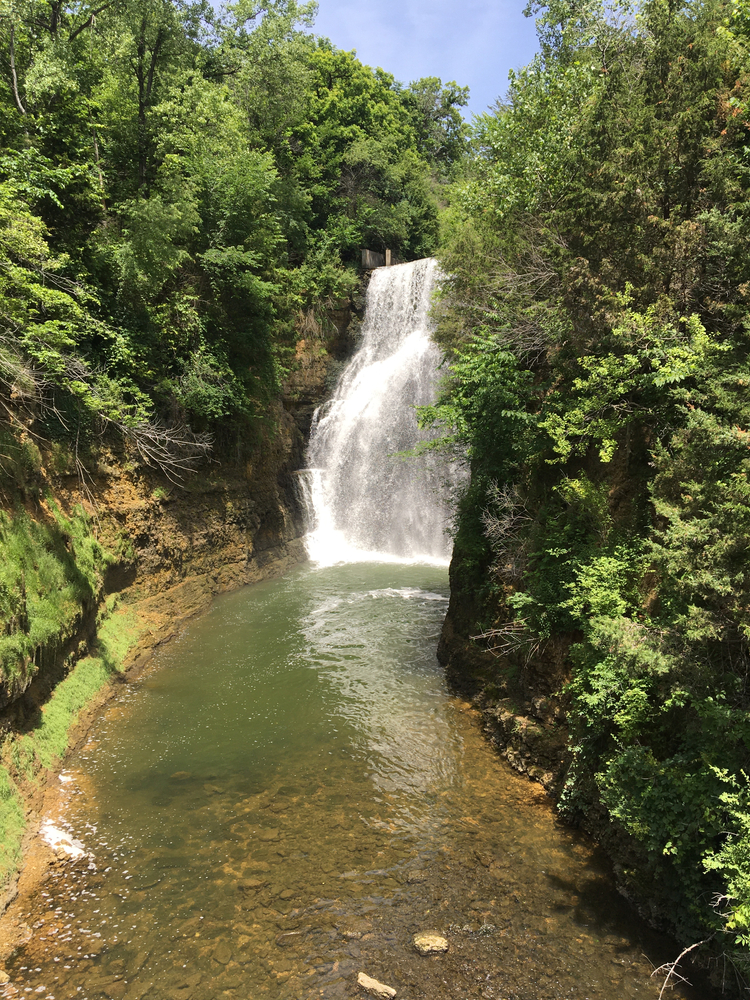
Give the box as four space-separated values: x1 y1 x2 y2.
0 296 364 728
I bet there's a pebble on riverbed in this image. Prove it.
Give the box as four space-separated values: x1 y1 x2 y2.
412 931 449 955
357 971 396 998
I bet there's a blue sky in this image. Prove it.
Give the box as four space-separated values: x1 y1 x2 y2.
311 0 540 117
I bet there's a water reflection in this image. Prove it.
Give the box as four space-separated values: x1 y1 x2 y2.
299 581 457 814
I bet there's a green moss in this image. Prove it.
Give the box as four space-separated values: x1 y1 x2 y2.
0 503 113 686
0 766 24 885
0 596 145 892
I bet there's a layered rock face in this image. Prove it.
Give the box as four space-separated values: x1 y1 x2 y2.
93 402 308 608
0 301 359 725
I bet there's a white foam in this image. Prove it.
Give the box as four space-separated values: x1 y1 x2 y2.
305 527 450 569
367 588 448 602
39 819 88 860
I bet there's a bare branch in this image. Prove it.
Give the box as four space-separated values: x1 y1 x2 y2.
471 618 546 662
122 420 212 483
650 936 714 999
9 23 26 115
68 2 116 42
482 482 531 582
0 318 213 485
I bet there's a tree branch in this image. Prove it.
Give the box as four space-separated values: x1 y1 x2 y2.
69 2 116 42
650 936 714 999
9 23 26 115
145 27 166 106
122 420 213 483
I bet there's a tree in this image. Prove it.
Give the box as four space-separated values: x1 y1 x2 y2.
433 0 750 962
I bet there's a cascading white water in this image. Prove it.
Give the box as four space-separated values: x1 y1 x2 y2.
304 257 458 566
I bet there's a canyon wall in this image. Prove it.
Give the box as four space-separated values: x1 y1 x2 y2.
0 299 359 910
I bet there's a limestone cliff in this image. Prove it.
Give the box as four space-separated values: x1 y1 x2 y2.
0 295 360 909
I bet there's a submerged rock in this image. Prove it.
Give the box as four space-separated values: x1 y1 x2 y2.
237 878 266 892
412 931 448 955
212 942 232 965
357 971 396 997
275 929 306 948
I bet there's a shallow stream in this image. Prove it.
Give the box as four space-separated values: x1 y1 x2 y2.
6 563 708 999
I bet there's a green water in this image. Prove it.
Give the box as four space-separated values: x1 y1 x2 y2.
7 564 709 999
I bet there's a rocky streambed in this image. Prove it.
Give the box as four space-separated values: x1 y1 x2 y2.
0 563 715 1000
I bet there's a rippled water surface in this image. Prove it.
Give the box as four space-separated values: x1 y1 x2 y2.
7 564 708 999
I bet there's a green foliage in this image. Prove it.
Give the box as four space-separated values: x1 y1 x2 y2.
401 77 469 173
0 763 24 888
0 0 465 439
434 0 750 960
0 504 112 684
419 329 534 470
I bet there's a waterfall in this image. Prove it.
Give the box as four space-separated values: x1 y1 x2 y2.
304 258 458 566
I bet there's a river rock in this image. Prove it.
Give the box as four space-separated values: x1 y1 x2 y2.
0 970 9 985
357 971 396 998
413 931 448 955
212 942 232 965
238 878 266 892
340 917 372 939
258 828 280 841
276 929 306 948
175 972 202 989
125 982 153 1000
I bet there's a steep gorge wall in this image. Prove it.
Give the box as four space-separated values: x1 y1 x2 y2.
0 296 361 915
0 402 304 725
435 468 688 948
0 291 362 724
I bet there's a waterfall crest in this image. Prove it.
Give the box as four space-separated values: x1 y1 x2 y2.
304 258 456 566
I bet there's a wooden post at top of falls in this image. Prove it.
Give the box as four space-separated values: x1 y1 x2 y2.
361 249 395 269
362 249 385 269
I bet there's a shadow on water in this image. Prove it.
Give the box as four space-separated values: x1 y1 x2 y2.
5 563 721 1000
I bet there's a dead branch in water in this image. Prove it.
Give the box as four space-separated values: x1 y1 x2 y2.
650 936 714 999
